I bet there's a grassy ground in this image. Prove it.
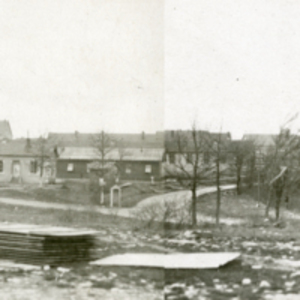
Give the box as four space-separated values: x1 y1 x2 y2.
1 185 300 299
0 203 134 230
197 191 265 224
0 181 169 208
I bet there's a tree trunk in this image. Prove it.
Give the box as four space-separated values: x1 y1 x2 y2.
275 187 283 221
236 168 241 195
100 187 104 205
216 161 221 226
265 187 272 217
191 188 197 227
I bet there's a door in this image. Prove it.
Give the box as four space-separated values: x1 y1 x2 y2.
12 161 21 178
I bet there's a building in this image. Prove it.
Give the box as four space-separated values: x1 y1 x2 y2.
163 130 232 179
0 138 53 184
48 132 165 181
164 130 231 165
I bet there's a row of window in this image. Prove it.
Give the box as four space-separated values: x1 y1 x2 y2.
125 164 152 174
66 163 153 174
0 161 38 174
167 153 212 164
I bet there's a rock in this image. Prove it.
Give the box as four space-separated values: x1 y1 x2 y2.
264 256 274 263
43 265 50 271
183 230 194 239
109 272 117 279
7 277 22 284
285 281 296 289
90 276 114 289
242 241 258 248
259 280 271 289
78 281 93 289
167 296 189 300
252 265 262 270
56 279 70 288
242 278 252 285
290 271 300 279
57 267 70 274
43 270 56 281
184 286 198 298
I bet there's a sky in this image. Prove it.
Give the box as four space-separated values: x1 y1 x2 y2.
1 1 300 139
165 0 300 138
0 0 163 137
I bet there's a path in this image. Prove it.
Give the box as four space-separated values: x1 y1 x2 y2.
0 185 240 224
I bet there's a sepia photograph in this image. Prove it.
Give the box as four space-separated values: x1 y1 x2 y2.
1 0 300 299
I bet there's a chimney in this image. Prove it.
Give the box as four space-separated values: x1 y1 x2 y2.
25 137 31 152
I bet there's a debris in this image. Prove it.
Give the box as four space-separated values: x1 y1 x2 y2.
259 280 271 289
242 278 252 285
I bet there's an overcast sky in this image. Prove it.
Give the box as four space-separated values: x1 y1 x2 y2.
0 0 163 137
1 1 300 139
165 0 300 138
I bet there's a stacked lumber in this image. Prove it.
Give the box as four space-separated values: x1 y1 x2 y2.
0 224 97 265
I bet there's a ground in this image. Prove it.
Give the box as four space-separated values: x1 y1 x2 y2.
0 183 300 299
0 180 170 208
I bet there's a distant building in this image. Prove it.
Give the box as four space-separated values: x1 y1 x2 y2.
48 132 165 181
164 130 231 166
0 138 53 184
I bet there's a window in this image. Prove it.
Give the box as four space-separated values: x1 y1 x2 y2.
125 164 132 174
203 152 210 164
0 160 3 173
220 152 227 163
169 153 175 164
30 160 37 173
145 164 152 174
67 163 74 172
187 153 193 164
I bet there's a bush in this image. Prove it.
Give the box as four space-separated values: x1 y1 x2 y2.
130 194 191 231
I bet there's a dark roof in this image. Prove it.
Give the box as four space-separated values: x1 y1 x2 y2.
243 134 277 148
164 130 231 152
58 147 165 162
0 120 12 140
229 140 255 151
0 139 35 156
48 132 164 149
0 138 51 157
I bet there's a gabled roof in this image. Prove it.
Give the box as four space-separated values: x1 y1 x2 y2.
165 130 231 152
58 147 164 162
229 139 255 152
0 120 12 140
48 132 164 149
0 139 39 156
242 134 276 148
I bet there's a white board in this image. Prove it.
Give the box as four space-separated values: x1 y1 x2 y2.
90 252 240 269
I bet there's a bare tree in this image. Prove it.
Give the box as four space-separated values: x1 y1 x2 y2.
92 130 115 204
263 118 300 220
114 138 130 182
207 131 230 226
164 124 214 227
230 140 254 195
32 134 52 187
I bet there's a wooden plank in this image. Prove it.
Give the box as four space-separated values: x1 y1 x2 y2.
91 253 241 269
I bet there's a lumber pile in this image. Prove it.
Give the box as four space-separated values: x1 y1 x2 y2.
0 224 97 265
